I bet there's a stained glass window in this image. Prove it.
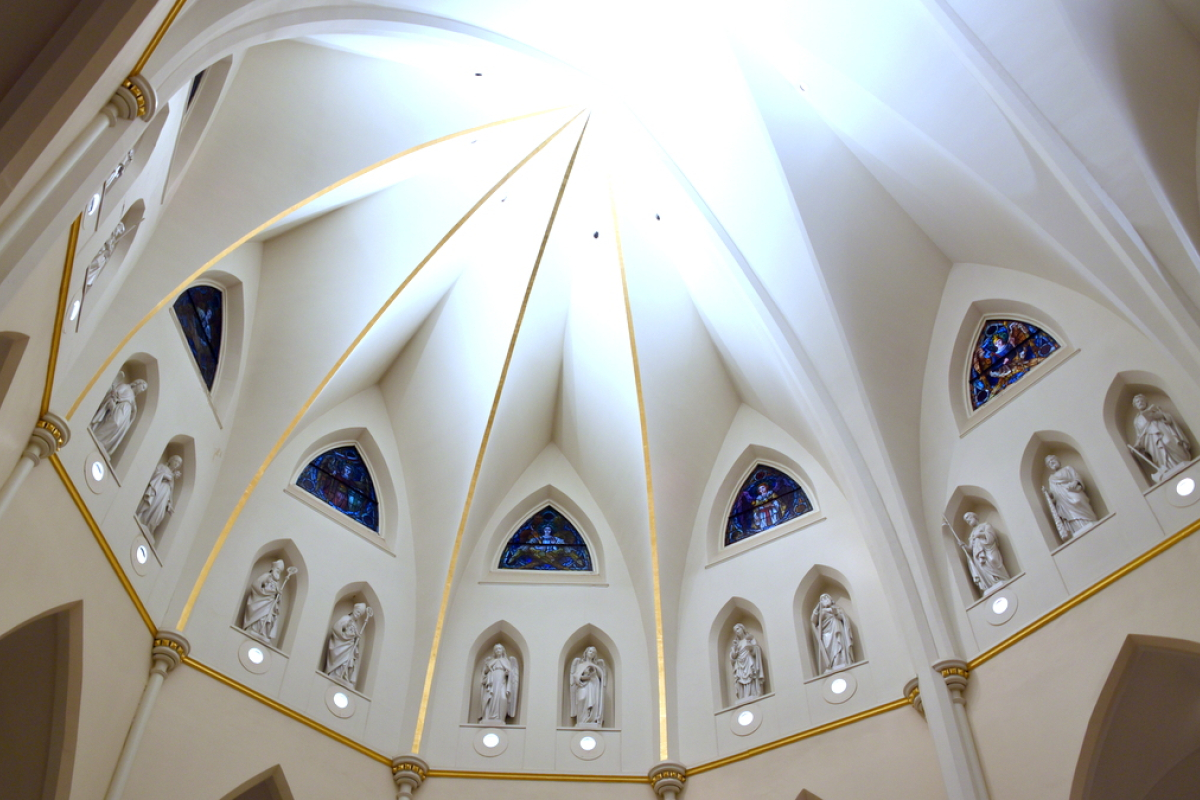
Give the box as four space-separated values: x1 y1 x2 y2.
969 319 1060 410
726 465 812 546
173 285 223 391
498 506 593 571
297 446 379 532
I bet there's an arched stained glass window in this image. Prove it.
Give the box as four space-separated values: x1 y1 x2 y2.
297 446 379 532
173 285 223 390
726 465 812 546
499 506 592 571
969 319 1060 410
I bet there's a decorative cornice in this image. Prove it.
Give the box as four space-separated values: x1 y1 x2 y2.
649 761 688 798
151 628 190 673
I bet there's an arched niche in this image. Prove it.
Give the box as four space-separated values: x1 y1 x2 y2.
287 429 397 549
1021 431 1111 550
169 270 246 422
941 486 1022 606
320 583 383 698
1070 635 1200 800
0 331 29 411
482 485 604 583
463 621 528 725
91 108 171 231
1102 371 1197 490
235 539 307 654
76 199 145 329
163 56 235 205
218 765 295 800
795 566 864 680
0 603 81 800
709 597 772 709
90 354 159 481
705 444 823 562
135 435 195 557
948 300 1073 434
558 624 619 728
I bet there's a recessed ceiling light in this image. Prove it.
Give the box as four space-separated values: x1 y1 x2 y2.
830 678 848 695
135 544 148 564
579 735 597 751
737 710 754 726
90 461 105 481
991 596 1009 615
333 691 349 709
482 732 500 748
86 193 101 215
1176 477 1194 497
247 647 264 664
68 299 81 321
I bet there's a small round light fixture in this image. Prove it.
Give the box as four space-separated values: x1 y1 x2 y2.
86 193 101 215
830 678 848 695
247 647 265 665
90 461 105 481
1177 477 1195 497
482 732 500 749
737 709 755 726
579 735 597 751
68 298 81 322
332 691 349 709
991 596 1009 616
135 544 148 564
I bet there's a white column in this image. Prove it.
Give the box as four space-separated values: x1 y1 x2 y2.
102 629 189 800
0 412 68 520
904 660 990 799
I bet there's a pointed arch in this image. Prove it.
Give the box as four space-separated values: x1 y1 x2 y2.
295 444 380 533
709 597 772 709
558 624 620 728
322 582 383 697
217 764 294 800
172 283 224 392
725 463 813 546
483 485 604 583
463 621 529 725
967 318 1061 410
498 505 592 571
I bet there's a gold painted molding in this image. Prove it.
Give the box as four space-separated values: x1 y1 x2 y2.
411 114 591 753
65 106 575 421
132 0 191 77
426 770 647 783
174 109 585 632
609 177 670 761
42 215 80 416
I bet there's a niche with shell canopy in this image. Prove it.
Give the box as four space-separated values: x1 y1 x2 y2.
464 622 527 725
559 625 618 728
941 487 1021 606
320 584 381 697
1022 432 1111 550
711 598 772 709
236 541 307 654
795 566 864 680
1103 372 1197 490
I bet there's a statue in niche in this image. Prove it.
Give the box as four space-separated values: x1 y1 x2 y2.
135 455 182 537
811 593 854 675
104 148 135 190
728 623 765 703
570 646 607 727
1042 454 1099 541
478 644 519 724
1129 394 1192 484
243 559 297 645
325 602 372 688
943 512 1010 597
89 370 147 455
83 220 130 297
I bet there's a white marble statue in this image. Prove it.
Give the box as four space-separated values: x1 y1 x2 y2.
1042 455 1099 541
135 455 182 537
83 221 129 296
242 559 297 645
1129 394 1192 484
89 371 147 455
569 646 607 727
728 623 765 702
957 512 1010 596
104 148 135 189
325 602 372 688
479 644 519 724
811 593 854 675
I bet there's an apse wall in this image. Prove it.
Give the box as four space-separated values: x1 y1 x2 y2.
919 263 1200 657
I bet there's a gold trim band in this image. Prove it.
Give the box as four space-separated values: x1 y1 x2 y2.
426 770 646 783
43 215 80 415
174 110 585 631
36 419 65 448
131 0 190 76
411 114 591 753
66 106 574 421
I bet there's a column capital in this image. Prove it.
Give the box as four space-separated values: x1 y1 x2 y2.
649 761 687 798
932 658 971 702
28 413 69 463
391 754 429 799
903 676 924 716
105 74 157 123
151 629 190 675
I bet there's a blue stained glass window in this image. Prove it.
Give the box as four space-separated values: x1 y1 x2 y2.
173 285 223 390
726 465 812 546
499 506 592 571
969 319 1060 410
297 446 379 532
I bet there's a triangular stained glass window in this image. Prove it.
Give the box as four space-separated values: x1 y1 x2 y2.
726 465 812 547
969 319 1060 410
173 285 223 390
498 506 593 571
297 446 379 532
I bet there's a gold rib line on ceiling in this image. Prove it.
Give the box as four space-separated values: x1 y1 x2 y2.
65 105 575 421
42 215 80 415
410 114 591 754
132 0 191 76
174 109 586 630
608 177 670 761
426 770 647 783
